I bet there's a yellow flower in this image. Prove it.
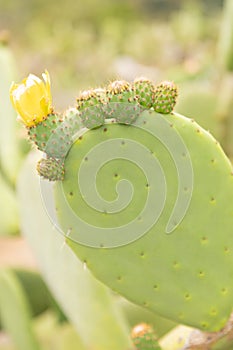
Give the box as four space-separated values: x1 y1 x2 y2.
10 70 53 127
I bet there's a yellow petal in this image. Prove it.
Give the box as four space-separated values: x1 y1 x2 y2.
9 71 53 127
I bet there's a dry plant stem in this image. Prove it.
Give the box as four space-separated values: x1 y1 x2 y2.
184 313 233 350
159 313 233 350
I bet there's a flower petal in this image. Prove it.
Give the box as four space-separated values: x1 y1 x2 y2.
9 71 53 127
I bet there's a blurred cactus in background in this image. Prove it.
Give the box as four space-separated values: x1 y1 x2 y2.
0 37 30 237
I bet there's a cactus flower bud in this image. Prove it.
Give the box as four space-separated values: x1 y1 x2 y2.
10 70 52 127
131 323 161 350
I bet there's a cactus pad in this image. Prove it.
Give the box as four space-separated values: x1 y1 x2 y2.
44 108 82 159
77 89 106 128
28 113 62 153
77 89 105 110
37 157 65 181
105 80 139 123
107 80 132 99
52 108 233 332
133 77 154 109
153 81 178 114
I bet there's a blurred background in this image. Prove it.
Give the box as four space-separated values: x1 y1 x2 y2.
0 0 233 349
0 0 226 110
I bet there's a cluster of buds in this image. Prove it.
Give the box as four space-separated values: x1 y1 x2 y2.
9 71 178 181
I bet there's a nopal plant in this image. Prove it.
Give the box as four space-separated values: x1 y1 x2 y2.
10 71 233 349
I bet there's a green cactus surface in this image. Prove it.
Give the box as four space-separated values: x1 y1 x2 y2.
106 80 135 103
28 113 61 153
37 157 65 181
77 88 106 111
77 89 106 128
53 109 233 332
79 104 106 129
153 81 178 114
28 109 83 159
133 77 154 109
105 80 140 124
45 109 82 159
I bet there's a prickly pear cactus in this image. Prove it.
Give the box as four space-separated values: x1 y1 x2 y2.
105 80 141 124
27 113 62 154
54 108 233 332
11 73 233 334
133 77 154 109
107 80 135 104
153 81 178 114
77 89 106 129
37 157 65 181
